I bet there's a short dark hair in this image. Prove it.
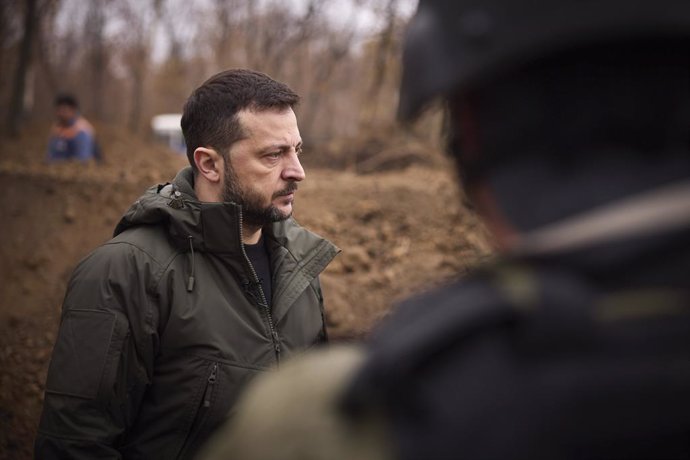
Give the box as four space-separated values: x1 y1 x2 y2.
55 93 79 108
181 69 300 169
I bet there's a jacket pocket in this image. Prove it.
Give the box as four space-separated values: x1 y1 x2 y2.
175 361 220 460
45 309 123 399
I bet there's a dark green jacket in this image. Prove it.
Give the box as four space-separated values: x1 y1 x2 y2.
35 167 339 459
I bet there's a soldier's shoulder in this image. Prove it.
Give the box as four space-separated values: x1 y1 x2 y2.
368 261 529 355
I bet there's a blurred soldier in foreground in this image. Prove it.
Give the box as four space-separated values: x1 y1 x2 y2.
200 1 690 459
47 93 101 162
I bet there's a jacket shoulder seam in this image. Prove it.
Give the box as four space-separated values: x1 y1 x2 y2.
152 250 186 289
102 240 167 267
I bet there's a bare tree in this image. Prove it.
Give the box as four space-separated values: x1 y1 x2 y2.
149 0 203 115
247 0 325 77
213 0 243 68
244 0 258 68
33 0 63 99
6 0 38 137
45 5 81 90
301 29 355 138
363 0 398 124
0 2 14 76
84 0 107 120
115 0 160 133
0 2 19 113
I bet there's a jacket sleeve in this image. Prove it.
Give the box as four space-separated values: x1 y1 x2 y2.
35 243 160 459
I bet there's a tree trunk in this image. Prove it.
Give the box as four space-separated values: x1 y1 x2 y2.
364 0 397 124
128 60 145 133
6 0 38 138
86 0 106 121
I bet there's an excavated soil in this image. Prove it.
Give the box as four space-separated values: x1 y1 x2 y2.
0 124 492 459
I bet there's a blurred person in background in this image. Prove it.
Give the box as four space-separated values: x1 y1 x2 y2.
199 1 690 459
35 69 338 460
47 93 101 162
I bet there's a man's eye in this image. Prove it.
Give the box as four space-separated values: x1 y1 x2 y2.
296 147 304 156
268 152 281 159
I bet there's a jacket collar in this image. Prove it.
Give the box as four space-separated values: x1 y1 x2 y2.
115 166 339 273
117 166 247 257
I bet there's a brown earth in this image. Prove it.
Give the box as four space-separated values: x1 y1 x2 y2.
0 124 493 459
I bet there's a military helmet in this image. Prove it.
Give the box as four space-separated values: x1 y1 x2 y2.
398 0 690 121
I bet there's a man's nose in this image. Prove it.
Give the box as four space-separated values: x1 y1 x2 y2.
282 150 306 182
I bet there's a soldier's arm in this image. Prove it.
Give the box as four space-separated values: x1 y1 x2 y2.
198 346 393 460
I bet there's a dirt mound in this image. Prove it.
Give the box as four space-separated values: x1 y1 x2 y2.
305 127 447 174
0 125 492 459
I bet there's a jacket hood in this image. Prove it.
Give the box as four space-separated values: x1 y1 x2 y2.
114 167 235 253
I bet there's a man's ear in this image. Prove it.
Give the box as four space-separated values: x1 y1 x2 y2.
194 147 223 183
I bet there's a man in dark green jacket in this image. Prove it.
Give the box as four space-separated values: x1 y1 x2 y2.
35 69 339 459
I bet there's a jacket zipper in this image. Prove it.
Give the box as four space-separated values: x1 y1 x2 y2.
175 362 219 460
202 363 218 408
238 211 282 364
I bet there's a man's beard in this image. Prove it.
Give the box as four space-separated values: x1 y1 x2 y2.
222 162 297 227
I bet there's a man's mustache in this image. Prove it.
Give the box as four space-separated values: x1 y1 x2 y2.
273 182 298 198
